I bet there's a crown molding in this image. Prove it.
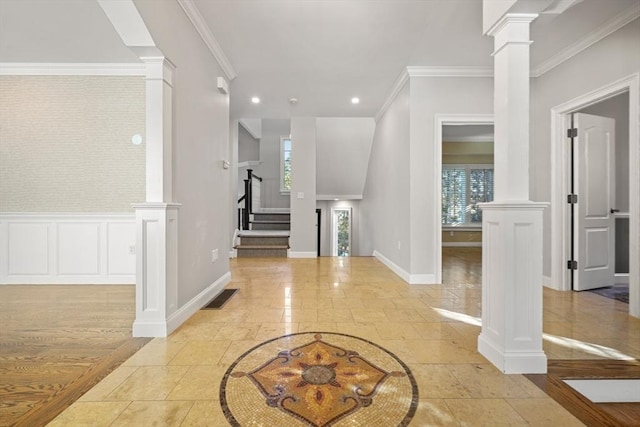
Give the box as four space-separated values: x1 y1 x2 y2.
177 0 237 81
407 66 494 78
0 62 145 76
374 68 409 122
531 3 640 78
375 66 494 122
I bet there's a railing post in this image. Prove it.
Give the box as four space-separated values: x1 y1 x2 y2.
246 170 253 214
243 179 250 230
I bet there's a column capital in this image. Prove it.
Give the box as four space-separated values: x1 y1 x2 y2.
487 13 538 37
140 56 176 86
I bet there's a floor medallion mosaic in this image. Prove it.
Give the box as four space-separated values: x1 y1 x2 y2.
220 332 418 426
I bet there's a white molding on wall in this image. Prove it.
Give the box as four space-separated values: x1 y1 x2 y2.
166 272 231 335
406 66 494 78
531 3 640 78
542 275 555 289
288 251 317 258
316 194 363 201
442 242 482 247
177 0 237 81
375 69 409 122
238 161 262 169
615 273 629 285
373 250 436 285
0 62 146 76
0 213 136 284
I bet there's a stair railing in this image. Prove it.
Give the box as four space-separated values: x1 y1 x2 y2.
237 169 262 230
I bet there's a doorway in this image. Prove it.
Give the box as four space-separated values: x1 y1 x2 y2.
550 74 639 317
331 208 351 257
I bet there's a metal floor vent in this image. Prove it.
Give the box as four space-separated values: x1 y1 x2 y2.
203 289 238 309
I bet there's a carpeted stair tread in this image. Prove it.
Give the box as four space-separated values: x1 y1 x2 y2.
235 244 290 249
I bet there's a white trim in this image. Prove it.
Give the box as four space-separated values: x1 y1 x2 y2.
238 119 262 139
406 66 494 78
375 68 409 122
316 195 363 201
176 0 237 81
443 135 495 143
238 161 261 169
133 272 231 337
615 274 629 285
373 250 436 285
0 213 136 285
0 62 145 76
532 4 640 78
435 114 495 286
288 251 317 258
478 335 547 374
550 73 639 318
543 275 553 288
166 272 230 334
442 242 482 247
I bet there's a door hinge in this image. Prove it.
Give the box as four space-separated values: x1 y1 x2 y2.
567 260 577 270
567 194 578 204
567 128 578 138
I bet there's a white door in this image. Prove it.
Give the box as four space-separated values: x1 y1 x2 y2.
573 113 616 291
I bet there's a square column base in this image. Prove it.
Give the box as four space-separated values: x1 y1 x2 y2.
132 202 180 337
478 201 548 374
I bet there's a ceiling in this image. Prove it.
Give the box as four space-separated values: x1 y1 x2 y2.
0 0 638 120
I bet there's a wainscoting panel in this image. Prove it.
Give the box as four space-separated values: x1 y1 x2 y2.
0 213 135 284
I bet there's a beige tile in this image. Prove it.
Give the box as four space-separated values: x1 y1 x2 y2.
298 322 339 333
219 340 263 365
447 364 539 398
331 297 365 309
411 322 463 340
213 322 260 341
444 398 529 426
383 308 428 322
351 308 390 323
404 339 486 364
180 400 229 427
48 401 130 427
166 365 227 400
408 364 471 399
111 400 193 427
412 399 460 426
336 322 382 341
121 339 187 366
281 308 318 322
106 366 189 400
168 340 231 366
375 322 423 340
317 308 354 322
507 398 584 426
254 322 299 341
242 308 285 322
78 366 138 402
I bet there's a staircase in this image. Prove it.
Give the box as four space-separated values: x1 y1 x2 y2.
235 211 290 257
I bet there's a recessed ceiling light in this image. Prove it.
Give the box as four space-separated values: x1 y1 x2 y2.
251 97 260 104
351 97 360 104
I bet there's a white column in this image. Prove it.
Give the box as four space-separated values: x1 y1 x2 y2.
132 57 180 337
478 14 548 374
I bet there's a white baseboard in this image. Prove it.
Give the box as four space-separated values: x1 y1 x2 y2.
615 273 629 284
288 251 317 258
478 334 547 374
442 242 482 247
133 271 231 337
256 208 290 213
0 213 135 284
372 250 436 285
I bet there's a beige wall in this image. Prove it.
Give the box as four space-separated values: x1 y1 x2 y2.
0 75 145 212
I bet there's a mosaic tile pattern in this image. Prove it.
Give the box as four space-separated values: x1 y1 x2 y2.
221 332 418 426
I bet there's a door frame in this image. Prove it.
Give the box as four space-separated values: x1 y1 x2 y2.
434 114 494 284
331 207 352 257
550 73 639 318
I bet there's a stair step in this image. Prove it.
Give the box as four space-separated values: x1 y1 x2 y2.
235 245 289 249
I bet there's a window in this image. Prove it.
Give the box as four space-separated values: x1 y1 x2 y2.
281 137 291 192
442 165 493 226
331 208 351 257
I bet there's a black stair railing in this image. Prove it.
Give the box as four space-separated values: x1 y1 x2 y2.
237 169 262 230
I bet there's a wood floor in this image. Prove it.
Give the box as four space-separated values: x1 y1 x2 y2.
0 285 149 427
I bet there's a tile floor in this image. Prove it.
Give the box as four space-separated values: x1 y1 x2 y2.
48 251 640 426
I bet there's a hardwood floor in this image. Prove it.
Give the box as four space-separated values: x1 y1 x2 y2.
0 285 148 427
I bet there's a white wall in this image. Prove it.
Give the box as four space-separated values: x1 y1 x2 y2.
409 76 494 279
134 0 231 307
360 82 411 271
531 18 640 278
316 118 375 199
290 117 317 256
255 119 290 209
238 122 259 163
0 75 145 212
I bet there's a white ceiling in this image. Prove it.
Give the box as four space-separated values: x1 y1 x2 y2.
0 0 637 120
